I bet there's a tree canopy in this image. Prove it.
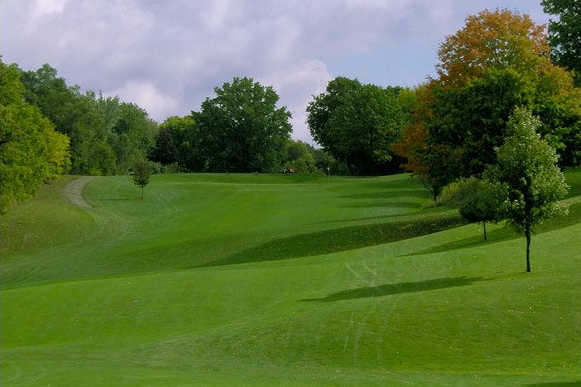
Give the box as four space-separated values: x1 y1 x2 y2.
393 8 581 196
20 64 156 175
485 107 569 272
307 77 408 175
0 60 70 213
542 0 581 85
192 77 292 173
437 9 549 87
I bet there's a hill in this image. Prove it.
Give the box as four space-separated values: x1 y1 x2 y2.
1 170 580 386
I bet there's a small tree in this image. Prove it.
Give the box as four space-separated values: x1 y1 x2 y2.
130 160 151 200
485 107 568 272
459 180 505 241
439 177 504 240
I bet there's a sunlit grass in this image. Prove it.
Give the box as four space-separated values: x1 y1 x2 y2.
1 171 579 386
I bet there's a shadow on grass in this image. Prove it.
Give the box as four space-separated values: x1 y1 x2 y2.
301 276 486 302
200 214 465 267
525 382 581 387
310 212 420 225
405 202 581 257
339 201 422 209
341 189 430 200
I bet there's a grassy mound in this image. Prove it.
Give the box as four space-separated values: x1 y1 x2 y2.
1 170 580 386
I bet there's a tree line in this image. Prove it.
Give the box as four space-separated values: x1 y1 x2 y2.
1 2 579 215
0 60 157 212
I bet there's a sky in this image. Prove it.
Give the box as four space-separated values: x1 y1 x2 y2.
0 0 551 143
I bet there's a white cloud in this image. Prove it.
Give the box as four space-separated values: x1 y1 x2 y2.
260 60 333 143
106 81 179 122
32 0 68 18
0 0 550 139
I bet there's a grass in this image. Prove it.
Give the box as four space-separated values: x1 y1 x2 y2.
1 169 580 386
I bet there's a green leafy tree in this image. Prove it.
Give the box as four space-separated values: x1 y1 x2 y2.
281 140 317 174
21 64 157 175
411 9 581 195
441 177 505 240
485 107 569 272
193 77 292 173
130 160 151 200
542 0 581 85
307 77 408 175
0 60 70 213
111 102 157 173
428 68 533 177
149 115 204 171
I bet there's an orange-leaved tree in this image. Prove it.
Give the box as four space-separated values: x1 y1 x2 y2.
437 9 549 87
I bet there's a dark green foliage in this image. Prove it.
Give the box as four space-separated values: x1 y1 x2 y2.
192 77 292 173
20 64 156 175
485 107 569 271
281 140 318 174
424 68 581 192
307 77 409 175
429 69 532 177
130 160 151 199
149 116 205 171
542 0 581 85
441 177 505 240
0 60 70 213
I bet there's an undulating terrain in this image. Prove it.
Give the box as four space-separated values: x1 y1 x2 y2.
1 170 580 386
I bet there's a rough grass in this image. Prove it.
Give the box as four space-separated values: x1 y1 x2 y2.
1 170 580 386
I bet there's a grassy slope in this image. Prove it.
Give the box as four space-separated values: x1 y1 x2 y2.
1 170 580 386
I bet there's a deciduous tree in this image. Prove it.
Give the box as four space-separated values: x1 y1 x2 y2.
0 60 70 213
193 77 292 173
308 77 408 175
542 0 581 85
485 107 568 272
130 160 151 200
437 9 549 87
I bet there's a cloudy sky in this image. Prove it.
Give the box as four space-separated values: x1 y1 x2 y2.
0 0 550 143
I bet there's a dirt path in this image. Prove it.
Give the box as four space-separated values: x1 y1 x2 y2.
62 176 94 208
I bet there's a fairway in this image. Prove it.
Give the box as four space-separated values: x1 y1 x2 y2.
1 172 580 386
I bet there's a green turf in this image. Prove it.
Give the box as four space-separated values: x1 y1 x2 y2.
1 170 580 386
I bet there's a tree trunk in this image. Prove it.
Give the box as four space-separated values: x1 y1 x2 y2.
525 227 531 273
141 186 144 200
483 222 487 241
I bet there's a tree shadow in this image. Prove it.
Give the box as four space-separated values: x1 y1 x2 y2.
404 202 581 257
525 382 581 387
404 228 518 257
310 212 419 225
301 276 486 302
339 201 423 209
199 214 464 267
341 189 430 200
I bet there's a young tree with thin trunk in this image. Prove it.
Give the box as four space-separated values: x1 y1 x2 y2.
485 107 568 272
130 160 151 200
439 177 505 240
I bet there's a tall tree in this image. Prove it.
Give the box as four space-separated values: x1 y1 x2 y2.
428 68 533 177
542 0 581 85
307 77 407 175
193 77 292 173
485 108 568 272
437 9 549 87
20 64 157 175
0 60 70 213
149 115 204 171
395 9 581 198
